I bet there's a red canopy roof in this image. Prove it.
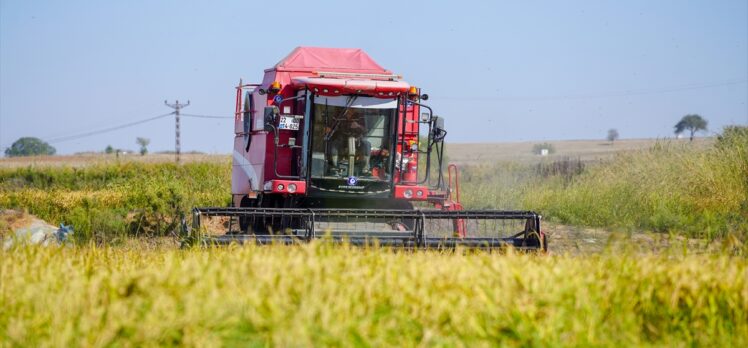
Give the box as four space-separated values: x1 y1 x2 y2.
271 47 389 74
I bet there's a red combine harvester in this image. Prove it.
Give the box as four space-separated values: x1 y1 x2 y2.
190 47 545 250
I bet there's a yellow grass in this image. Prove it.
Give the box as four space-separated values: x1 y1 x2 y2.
1 244 746 347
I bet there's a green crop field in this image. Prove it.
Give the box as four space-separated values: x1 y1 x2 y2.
1 127 747 346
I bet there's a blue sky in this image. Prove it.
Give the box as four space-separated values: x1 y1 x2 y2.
1 0 746 154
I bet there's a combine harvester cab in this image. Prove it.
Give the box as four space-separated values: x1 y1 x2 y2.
190 47 545 251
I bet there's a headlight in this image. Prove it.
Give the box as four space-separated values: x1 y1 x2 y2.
276 184 285 192
416 190 424 197
287 183 297 193
403 189 413 198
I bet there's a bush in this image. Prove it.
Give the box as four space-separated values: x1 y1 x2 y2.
535 157 585 181
532 142 556 155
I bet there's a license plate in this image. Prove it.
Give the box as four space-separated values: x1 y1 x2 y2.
278 115 300 130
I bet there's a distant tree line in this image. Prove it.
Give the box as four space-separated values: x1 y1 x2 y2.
603 114 709 144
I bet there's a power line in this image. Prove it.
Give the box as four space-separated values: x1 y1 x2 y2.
1 107 231 151
438 79 748 102
45 112 175 144
180 113 233 119
40 111 229 144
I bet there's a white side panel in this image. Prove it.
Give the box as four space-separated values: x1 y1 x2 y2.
232 149 259 191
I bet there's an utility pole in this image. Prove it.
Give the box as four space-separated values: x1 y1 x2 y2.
164 100 190 163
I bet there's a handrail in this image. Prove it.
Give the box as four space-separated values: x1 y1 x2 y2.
398 98 437 186
447 164 461 204
234 81 261 118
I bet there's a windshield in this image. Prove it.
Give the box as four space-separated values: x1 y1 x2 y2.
311 96 396 180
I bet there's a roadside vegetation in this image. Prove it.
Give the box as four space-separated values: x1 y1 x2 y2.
0 161 230 243
524 126 747 239
460 126 747 240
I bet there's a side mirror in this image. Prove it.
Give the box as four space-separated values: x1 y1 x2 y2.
433 116 444 131
431 116 447 141
263 106 278 131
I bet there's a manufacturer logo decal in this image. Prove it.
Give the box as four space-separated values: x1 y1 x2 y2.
347 176 358 186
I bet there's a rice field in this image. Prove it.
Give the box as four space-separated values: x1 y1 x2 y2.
1 129 746 346
2 244 747 347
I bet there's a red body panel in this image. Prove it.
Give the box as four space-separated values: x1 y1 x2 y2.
267 179 307 195
393 185 428 201
232 47 427 204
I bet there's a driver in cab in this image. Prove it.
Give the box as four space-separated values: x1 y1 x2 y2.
325 108 372 175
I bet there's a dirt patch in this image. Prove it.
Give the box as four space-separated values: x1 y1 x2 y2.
0 210 34 238
448 138 713 165
201 216 232 235
545 223 711 255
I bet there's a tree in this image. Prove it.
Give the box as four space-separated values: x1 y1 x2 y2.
136 137 150 156
104 145 114 154
607 128 619 143
674 114 708 141
4 137 56 157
